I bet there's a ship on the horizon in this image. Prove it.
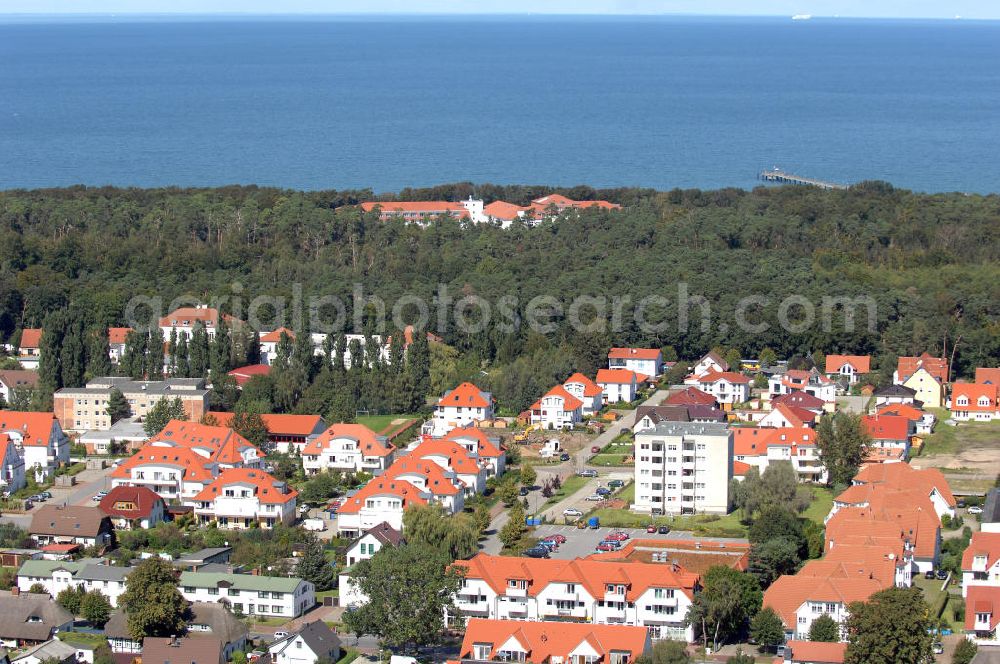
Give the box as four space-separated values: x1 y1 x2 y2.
792 14 813 20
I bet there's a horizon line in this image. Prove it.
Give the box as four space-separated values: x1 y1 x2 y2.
0 11 996 21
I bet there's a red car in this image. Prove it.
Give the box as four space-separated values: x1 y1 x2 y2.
591 446 601 453
646 524 657 533
595 542 617 552
605 531 629 542
544 534 568 544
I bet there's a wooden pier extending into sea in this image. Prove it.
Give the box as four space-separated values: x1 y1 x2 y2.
758 169 848 190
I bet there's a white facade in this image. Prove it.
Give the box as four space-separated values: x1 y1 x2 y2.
768 371 837 404
17 562 130 608
302 431 394 475
598 376 639 404
696 376 750 406
179 572 314 619
530 392 582 430
634 422 732 515
427 383 494 438
690 353 727 378
0 437 26 495
0 419 70 480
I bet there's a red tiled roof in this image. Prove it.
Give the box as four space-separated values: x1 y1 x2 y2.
965 586 1000 631
99 485 164 519
457 618 649 663
531 384 584 412
0 411 59 447
733 460 751 476
665 387 717 406
111 444 216 483
608 348 661 360
771 391 825 410
862 414 911 441
259 327 295 343
733 427 770 457
483 201 529 220
596 368 641 385
18 328 42 348
338 476 427 515
443 426 503 458
227 364 271 385
438 382 491 409
962 532 1000 572
825 354 871 374
897 353 948 383
696 370 750 385
853 463 955 506
213 412 324 437
158 306 235 328
304 423 394 457
148 420 260 465
563 372 603 397
784 640 846 664
192 467 297 505
764 573 885 630
361 201 469 218
975 367 1000 386
876 403 925 421
951 382 999 412
383 457 463 496
108 327 133 345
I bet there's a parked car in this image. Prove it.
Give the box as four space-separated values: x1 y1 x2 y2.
563 508 583 517
538 540 557 551
646 524 657 533
607 479 624 489
273 631 289 641
924 570 936 579
585 494 604 501
595 542 617 552
39 491 52 500
657 525 671 534
547 534 567 544
92 491 107 501
599 539 622 550
591 446 601 453
932 643 944 655
957 499 966 508
559 452 570 461
968 506 984 514
519 487 530 496
523 546 550 559
935 569 949 580
577 469 598 478
595 487 611 496
605 531 629 542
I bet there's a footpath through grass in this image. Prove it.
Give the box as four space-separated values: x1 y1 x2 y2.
541 474 590 510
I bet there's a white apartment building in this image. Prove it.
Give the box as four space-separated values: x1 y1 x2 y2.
0 434 26 495
529 385 583 430
962 532 1000 598
301 423 395 475
442 427 506 478
179 572 314 619
691 372 751 408
768 369 837 404
426 382 494 438
17 560 131 607
634 422 732 515
0 411 70 479
607 348 663 378
451 554 699 642
186 468 298 530
596 369 641 404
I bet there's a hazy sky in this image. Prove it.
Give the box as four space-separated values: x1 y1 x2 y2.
0 0 996 19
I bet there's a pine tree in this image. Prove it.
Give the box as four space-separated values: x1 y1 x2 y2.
322 332 335 369
231 400 270 449
143 396 188 437
106 387 131 424
147 328 165 380
295 537 335 591
87 327 112 377
38 311 67 394
274 331 293 370
189 321 210 377
175 333 190 378
389 331 405 374
121 329 147 379
167 329 178 375
60 318 86 388
333 334 346 371
406 331 431 401
211 317 232 374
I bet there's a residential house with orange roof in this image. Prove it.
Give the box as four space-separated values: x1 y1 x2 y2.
209 412 325 454
768 368 837 404
824 355 871 385
0 411 70 479
452 618 651 663
763 566 887 641
585 538 750 575
530 384 584 430
427 382 494 437
861 414 913 459
664 386 717 407
336 476 428 537
187 468 297 529
158 304 240 340
966 585 1000 645
410 438 488 495
301 423 395 475
110 445 221 501
147 419 262 469
950 382 1000 422
360 199 481 224
962 532 1000 598
770 390 828 415
17 328 43 369
596 368 644 404
758 403 817 429
876 402 936 434
483 201 529 227
825 505 941 573
687 371 750 408
902 365 945 408
0 433 26 494
975 367 1000 386
98 485 166 530
226 363 270 387
841 462 956 521
782 640 847 664
730 427 826 483
562 372 604 416
451 553 699 641
443 426 506 478
257 327 295 365
895 352 949 384
526 194 621 223
608 347 664 378
381 457 466 513
107 327 133 364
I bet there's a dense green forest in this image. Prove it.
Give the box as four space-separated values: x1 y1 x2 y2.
1 181 998 415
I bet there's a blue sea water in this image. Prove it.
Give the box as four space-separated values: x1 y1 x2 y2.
1 14 999 193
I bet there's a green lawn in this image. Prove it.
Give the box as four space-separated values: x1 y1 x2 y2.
585 506 748 538
919 411 1000 457
541 474 590 510
589 453 632 467
914 573 951 620
802 486 835 525
336 651 362 664
316 589 339 601
354 414 418 434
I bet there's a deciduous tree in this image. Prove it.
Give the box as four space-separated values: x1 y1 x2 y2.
816 411 872 487
843 587 933 664
118 558 188 640
809 613 840 642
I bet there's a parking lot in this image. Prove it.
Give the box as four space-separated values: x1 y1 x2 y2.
533 524 686 559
